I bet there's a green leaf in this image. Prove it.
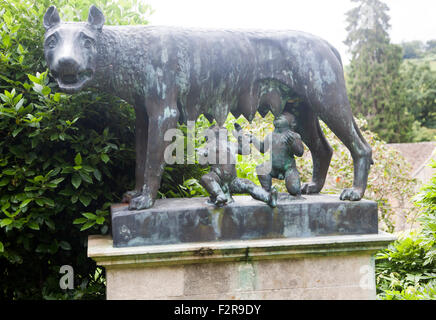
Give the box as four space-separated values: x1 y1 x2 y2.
80 221 96 231
1 205 12 218
53 93 61 102
73 218 87 224
74 153 82 166
71 194 78 204
93 169 102 181
12 127 23 137
100 225 109 234
0 177 10 187
19 199 32 209
34 175 44 182
50 177 65 185
45 219 55 230
0 219 13 227
3 34 11 48
1 202 10 212
27 74 41 84
71 174 81 189
59 188 73 196
41 86 51 96
82 212 96 220
96 216 105 225
28 221 39 230
79 194 92 207
59 241 71 250
79 171 93 184
15 98 25 111
3 169 16 175
0 241 3 253
101 154 110 163
82 165 94 173
46 198 55 207
17 44 25 55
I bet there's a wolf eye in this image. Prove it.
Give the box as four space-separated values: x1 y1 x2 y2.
47 37 57 49
83 38 94 49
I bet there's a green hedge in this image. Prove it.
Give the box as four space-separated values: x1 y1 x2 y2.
0 0 209 299
376 161 436 300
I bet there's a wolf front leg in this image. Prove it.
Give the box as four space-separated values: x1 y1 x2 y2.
122 103 148 203
128 99 180 210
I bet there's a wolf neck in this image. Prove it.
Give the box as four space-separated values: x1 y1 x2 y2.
93 25 152 103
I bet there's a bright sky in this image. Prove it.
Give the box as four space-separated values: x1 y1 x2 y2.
145 0 436 64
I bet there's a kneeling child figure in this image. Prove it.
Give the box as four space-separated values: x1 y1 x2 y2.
235 112 304 196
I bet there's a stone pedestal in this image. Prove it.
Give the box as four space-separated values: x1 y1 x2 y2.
111 194 378 247
88 232 396 300
88 194 395 299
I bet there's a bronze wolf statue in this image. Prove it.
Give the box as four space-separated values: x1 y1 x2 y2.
43 5 372 210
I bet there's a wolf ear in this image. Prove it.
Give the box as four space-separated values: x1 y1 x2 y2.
87 5 105 31
43 6 61 30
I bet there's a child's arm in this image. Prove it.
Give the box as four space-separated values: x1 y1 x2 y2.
284 131 304 157
233 123 270 154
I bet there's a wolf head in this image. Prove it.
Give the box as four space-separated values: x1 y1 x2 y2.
43 5 105 93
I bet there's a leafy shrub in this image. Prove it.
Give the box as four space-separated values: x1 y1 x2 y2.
158 115 211 199
0 0 212 299
410 121 436 143
376 161 436 300
0 0 157 299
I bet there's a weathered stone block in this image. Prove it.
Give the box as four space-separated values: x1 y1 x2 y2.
111 194 378 247
88 233 396 300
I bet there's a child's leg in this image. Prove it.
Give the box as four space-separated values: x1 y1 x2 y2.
285 168 301 196
200 172 227 206
230 178 277 208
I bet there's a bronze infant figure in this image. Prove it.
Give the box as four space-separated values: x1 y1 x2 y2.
235 112 304 197
197 126 278 207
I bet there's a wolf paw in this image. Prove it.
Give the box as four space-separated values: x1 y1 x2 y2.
301 182 321 194
122 190 141 203
128 192 154 210
339 188 363 201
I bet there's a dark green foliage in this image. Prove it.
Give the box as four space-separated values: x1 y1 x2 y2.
399 39 436 139
158 115 211 199
427 40 436 55
345 0 415 143
0 0 207 299
376 161 436 300
401 41 425 60
401 39 436 60
401 62 436 130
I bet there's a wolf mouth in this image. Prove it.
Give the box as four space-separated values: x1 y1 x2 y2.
54 69 93 92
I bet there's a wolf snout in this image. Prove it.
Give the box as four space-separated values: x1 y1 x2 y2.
50 56 93 92
57 57 80 77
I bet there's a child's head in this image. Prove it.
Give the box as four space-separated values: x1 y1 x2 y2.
273 112 297 133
